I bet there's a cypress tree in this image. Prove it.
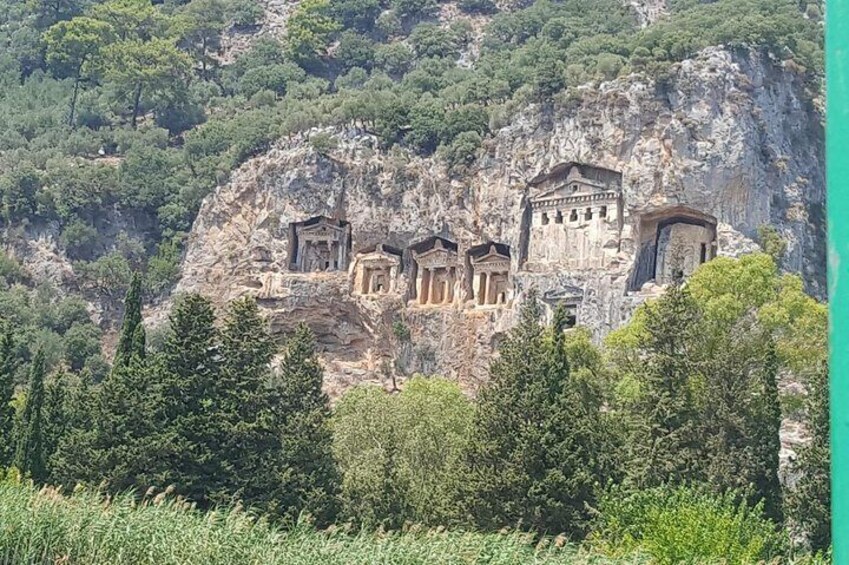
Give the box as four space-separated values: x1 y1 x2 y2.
113 272 145 371
790 364 831 551
276 323 340 526
0 327 16 467
41 372 68 481
14 348 47 482
159 293 223 505
215 296 280 510
462 295 615 536
752 338 783 524
627 284 704 487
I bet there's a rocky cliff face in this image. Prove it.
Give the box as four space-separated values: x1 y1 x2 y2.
174 47 825 396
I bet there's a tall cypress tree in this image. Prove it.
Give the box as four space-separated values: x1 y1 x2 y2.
0 327 16 467
113 272 145 372
41 372 67 482
790 364 831 551
752 338 783 524
14 348 47 482
215 296 280 510
627 284 704 487
159 293 223 505
276 323 340 526
462 296 615 536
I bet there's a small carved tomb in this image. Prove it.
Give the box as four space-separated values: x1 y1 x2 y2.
288 216 351 272
412 237 459 306
469 243 512 307
542 286 583 329
353 244 402 295
629 207 717 290
526 162 623 269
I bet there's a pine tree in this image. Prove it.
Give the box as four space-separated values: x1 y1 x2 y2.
214 296 281 510
14 348 47 482
49 370 99 488
0 327 16 467
461 295 615 536
790 364 830 551
158 293 224 505
627 284 704 487
113 272 145 371
276 323 340 526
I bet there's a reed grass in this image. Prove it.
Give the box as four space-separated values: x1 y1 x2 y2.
0 481 639 564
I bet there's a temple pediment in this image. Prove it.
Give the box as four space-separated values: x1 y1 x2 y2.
299 221 346 240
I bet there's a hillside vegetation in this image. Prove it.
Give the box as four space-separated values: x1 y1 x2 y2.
0 254 833 561
0 0 823 312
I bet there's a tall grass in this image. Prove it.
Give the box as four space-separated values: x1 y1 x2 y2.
0 480 638 565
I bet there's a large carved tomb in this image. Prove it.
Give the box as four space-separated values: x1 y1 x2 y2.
629 207 717 290
411 237 459 306
525 163 623 270
468 242 511 307
288 216 351 272
352 244 402 295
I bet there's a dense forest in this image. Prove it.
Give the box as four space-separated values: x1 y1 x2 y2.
0 252 832 562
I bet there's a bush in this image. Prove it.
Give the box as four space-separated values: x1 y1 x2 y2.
591 485 788 564
334 31 376 71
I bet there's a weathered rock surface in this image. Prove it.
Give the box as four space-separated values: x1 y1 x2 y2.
174 47 825 396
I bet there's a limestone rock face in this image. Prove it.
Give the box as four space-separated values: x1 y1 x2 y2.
175 48 825 395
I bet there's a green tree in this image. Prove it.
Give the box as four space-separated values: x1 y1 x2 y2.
44 17 116 126
332 385 403 527
789 364 831 551
276 323 339 525
333 377 473 528
285 0 341 64
14 349 48 482
215 297 281 511
158 293 223 505
0 328 16 467
462 297 615 536
610 284 704 488
113 272 145 372
41 372 68 481
100 38 192 128
173 0 227 80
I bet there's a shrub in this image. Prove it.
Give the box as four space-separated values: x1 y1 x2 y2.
591 485 788 564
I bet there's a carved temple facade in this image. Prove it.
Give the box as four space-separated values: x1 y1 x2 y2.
469 243 511 307
288 216 351 272
412 237 459 306
352 244 402 296
526 163 623 270
273 163 721 320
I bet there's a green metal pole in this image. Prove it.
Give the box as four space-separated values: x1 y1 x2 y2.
828 1 849 559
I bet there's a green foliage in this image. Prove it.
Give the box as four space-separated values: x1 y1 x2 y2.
285 0 341 63
788 364 831 551
0 479 613 564
113 272 145 371
276 323 340 526
0 328 16 467
333 376 472 527
14 348 48 482
591 485 787 564
461 297 618 537
758 224 788 262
